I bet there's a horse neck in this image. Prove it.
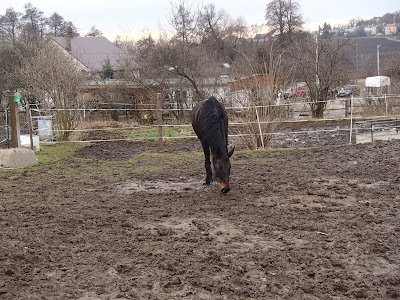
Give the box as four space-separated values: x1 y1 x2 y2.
210 137 228 159
209 119 228 158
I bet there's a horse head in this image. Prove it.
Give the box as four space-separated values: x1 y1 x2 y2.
213 146 235 193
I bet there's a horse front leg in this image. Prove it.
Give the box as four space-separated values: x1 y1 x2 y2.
201 142 212 185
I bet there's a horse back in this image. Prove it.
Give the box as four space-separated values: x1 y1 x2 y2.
191 97 228 144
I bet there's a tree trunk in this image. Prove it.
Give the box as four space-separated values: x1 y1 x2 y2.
312 101 325 118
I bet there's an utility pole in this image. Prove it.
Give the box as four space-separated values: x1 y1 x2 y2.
315 33 319 89
355 39 359 73
377 44 381 76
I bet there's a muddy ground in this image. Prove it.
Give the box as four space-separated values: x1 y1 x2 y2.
0 138 399 299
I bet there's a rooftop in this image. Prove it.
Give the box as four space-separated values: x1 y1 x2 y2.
53 36 122 71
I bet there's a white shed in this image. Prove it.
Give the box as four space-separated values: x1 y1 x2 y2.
365 76 390 95
365 76 390 88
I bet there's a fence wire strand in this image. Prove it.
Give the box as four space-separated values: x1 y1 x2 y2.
3 95 400 145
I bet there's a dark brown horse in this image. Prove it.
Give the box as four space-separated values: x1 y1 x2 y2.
191 97 234 193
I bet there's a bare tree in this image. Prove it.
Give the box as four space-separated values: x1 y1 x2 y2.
226 36 288 150
154 0 212 101
0 46 21 99
63 21 78 36
19 39 85 140
320 22 332 39
290 34 352 118
383 54 400 93
47 12 66 36
136 34 156 60
0 8 22 42
0 5 81 105
265 0 303 46
146 37 209 99
86 26 103 37
168 0 198 44
21 3 45 37
197 4 230 59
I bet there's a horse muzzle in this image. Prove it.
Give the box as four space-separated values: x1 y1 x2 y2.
220 181 230 193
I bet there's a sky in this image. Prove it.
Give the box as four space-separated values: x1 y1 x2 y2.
0 0 399 41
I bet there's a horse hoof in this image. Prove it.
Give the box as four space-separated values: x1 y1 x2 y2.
221 187 230 193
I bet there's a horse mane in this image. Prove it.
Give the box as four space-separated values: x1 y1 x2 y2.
201 97 228 157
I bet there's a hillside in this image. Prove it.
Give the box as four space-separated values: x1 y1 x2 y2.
348 36 400 66
341 36 400 74
353 36 400 59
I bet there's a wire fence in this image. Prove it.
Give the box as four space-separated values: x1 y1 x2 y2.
2 95 400 149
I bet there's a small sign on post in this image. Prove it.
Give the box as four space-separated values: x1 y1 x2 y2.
14 94 22 103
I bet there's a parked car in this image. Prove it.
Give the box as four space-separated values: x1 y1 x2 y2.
337 85 360 97
284 82 307 99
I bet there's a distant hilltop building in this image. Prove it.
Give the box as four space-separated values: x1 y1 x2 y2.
344 27 356 35
385 24 397 35
364 26 377 35
329 22 399 37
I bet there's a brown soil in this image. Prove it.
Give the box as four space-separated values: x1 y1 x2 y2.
1 139 399 299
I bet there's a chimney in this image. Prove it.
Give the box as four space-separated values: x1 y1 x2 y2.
66 27 73 51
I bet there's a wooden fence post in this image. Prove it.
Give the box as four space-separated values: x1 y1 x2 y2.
255 106 265 149
349 96 354 144
9 95 21 148
370 121 374 143
157 93 163 146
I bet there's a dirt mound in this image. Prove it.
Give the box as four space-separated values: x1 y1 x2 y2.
75 140 203 161
75 141 157 161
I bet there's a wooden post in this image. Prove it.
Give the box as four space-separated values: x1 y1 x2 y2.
255 106 265 149
344 98 349 118
384 94 388 115
349 96 353 144
156 93 163 147
9 95 21 148
370 121 374 143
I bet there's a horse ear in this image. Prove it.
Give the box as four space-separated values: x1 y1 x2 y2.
228 146 235 158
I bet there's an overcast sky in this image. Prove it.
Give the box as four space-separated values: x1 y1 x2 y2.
1 0 399 40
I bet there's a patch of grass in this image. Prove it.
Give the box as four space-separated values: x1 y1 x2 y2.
36 142 90 165
0 142 205 187
0 143 91 187
0 143 88 176
129 126 195 142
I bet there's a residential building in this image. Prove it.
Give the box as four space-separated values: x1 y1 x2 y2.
364 26 377 35
385 24 397 35
52 27 123 74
